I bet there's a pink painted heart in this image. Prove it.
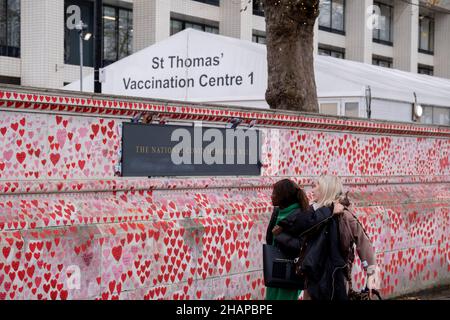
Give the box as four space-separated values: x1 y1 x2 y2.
56 129 67 148
111 264 123 281
122 251 133 266
78 127 88 138
103 248 110 259
84 141 92 152
3 150 13 161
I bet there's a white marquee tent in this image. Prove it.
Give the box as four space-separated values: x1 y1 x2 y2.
64 29 450 124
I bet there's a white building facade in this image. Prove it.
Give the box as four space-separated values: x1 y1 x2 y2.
0 0 449 124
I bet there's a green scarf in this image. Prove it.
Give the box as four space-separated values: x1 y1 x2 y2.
275 202 300 225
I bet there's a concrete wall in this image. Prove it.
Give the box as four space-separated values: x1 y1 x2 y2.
0 87 448 300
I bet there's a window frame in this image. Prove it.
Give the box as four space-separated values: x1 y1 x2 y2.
318 45 345 59
253 0 265 17
418 64 434 76
372 56 393 68
192 0 220 7
420 105 450 126
372 1 393 46
102 5 133 67
64 1 132 67
418 15 435 55
170 18 219 36
319 0 346 35
64 0 95 67
319 101 340 116
432 107 450 126
0 0 21 58
343 101 361 118
252 33 266 44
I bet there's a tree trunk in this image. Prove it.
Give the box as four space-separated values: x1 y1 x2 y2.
263 0 320 113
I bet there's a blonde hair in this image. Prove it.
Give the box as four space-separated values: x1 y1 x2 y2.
315 175 344 208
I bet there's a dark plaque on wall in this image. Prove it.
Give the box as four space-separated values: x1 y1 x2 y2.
121 123 261 177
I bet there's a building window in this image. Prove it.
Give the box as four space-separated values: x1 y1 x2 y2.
421 106 433 124
0 75 20 85
64 1 133 67
419 15 434 54
170 19 219 36
253 0 265 16
103 6 117 66
372 56 393 68
418 64 434 76
0 0 20 58
372 2 393 45
103 6 133 66
252 33 266 44
118 9 133 60
318 45 345 59
319 0 345 35
65 0 94 67
320 102 339 115
420 106 450 126
345 102 359 117
432 107 450 126
192 0 220 6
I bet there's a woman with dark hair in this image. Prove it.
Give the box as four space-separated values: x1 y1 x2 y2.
265 178 337 300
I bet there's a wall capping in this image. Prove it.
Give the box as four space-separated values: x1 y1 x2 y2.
1 86 449 138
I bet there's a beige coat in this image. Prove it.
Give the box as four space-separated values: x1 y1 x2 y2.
338 208 376 286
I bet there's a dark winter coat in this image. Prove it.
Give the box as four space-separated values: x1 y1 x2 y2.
265 204 348 300
300 216 348 300
265 205 333 258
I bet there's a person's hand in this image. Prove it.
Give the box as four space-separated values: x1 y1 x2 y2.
272 225 283 236
332 201 345 215
366 266 381 299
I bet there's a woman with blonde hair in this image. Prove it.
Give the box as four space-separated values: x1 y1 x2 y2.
308 175 380 300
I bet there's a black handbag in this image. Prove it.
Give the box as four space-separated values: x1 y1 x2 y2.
262 244 305 289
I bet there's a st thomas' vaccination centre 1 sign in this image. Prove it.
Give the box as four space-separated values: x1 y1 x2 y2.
65 29 268 106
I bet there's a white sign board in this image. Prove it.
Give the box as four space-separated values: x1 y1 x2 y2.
65 29 269 107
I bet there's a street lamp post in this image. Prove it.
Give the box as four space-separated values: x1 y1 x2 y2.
75 20 92 92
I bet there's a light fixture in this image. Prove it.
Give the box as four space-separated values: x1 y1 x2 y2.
414 103 423 118
412 92 423 121
103 16 116 21
83 33 92 41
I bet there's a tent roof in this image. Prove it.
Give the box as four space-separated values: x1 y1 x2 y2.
316 55 450 107
65 29 450 108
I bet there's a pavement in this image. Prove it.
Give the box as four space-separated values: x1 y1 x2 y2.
396 285 450 300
